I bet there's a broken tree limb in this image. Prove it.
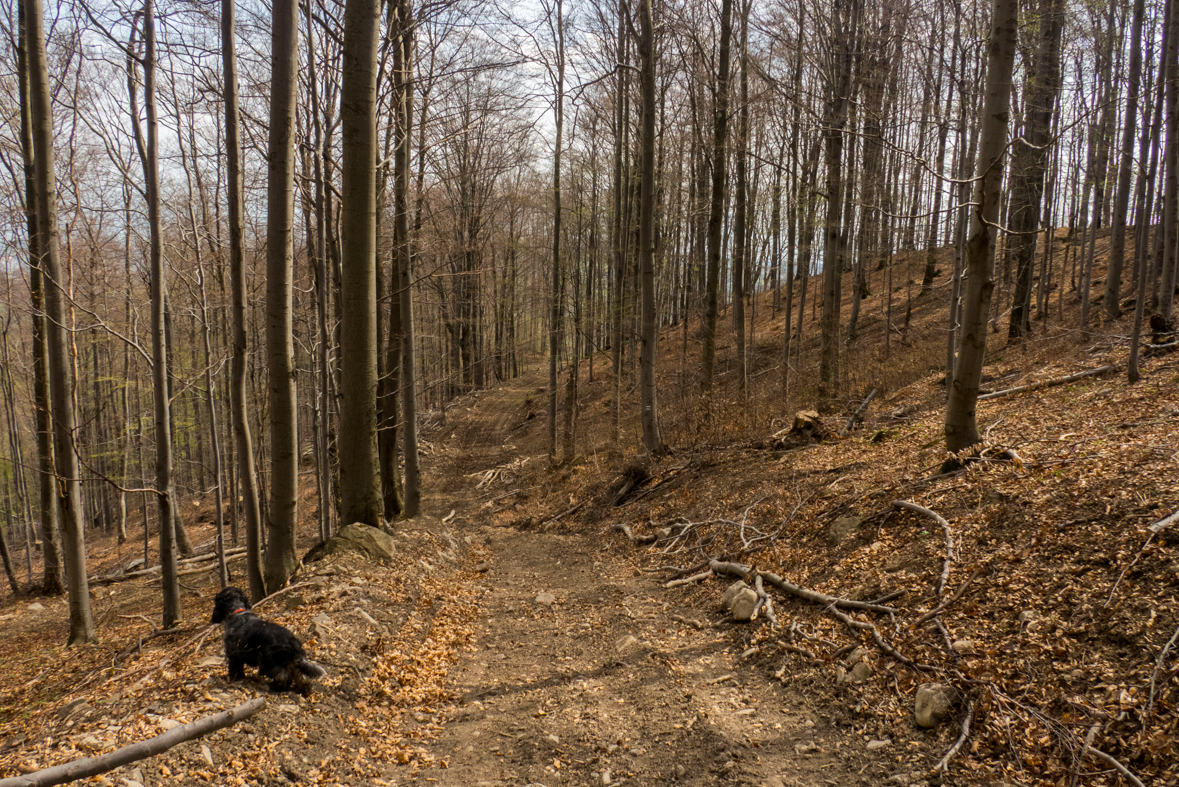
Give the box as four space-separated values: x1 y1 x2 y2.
1145 622 1179 722
827 607 924 669
707 560 897 615
892 500 953 597
840 388 877 436
935 699 976 772
0 698 265 787
914 568 983 627
977 365 1115 401
664 569 713 588
1081 732 1146 787
612 523 658 545
1147 508 1179 534
91 547 248 585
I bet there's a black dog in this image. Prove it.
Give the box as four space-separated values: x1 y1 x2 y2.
210 586 326 695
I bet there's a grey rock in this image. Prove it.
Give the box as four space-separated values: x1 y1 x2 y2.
951 639 977 655
201 744 214 766
915 683 955 729
721 580 750 608
56 698 89 720
866 738 891 751
320 523 397 563
615 635 642 654
729 588 760 621
535 591 557 606
827 516 865 545
793 741 820 755
848 662 872 683
196 656 224 668
475 561 491 573
1019 609 1036 623
673 764 686 778
845 647 869 664
27 602 45 612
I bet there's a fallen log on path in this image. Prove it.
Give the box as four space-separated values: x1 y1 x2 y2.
0 698 265 787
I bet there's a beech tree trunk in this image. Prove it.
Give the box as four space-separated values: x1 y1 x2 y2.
222 0 264 600
24 0 95 643
265 0 300 590
16 1 63 597
700 0 733 394
945 0 1019 456
637 0 663 455
339 0 384 528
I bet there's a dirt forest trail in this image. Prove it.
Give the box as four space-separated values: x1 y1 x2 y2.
416 370 878 787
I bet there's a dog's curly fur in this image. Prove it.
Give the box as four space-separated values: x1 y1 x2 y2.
210 587 326 695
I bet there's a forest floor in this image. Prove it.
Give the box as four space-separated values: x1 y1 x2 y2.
1 238 1178 787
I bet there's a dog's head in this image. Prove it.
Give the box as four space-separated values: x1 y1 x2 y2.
211 586 252 624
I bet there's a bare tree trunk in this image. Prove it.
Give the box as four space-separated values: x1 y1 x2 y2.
16 1 63 596
339 0 384 528
548 0 566 464
1105 0 1147 318
700 0 733 394
25 0 95 642
395 0 421 517
818 0 859 405
1160 0 1179 320
222 0 264 600
945 0 1019 457
265 0 300 590
731 0 751 396
1006 0 1064 340
637 0 663 455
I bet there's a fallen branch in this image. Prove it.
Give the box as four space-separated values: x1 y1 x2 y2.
710 562 897 615
1145 622 1179 722
892 500 953 597
977 365 1115 401
542 500 584 527
915 568 982 627
1082 731 1146 787
0 698 265 787
92 548 248 585
664 569 713 588
936 699 976 772
828 607 924 669
840 388 877 436
1147 508 1179 534
754 574 777 628
611 522 657 545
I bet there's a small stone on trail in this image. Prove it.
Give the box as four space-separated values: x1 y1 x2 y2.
728 588 760 621
615 635 642 654
721 580 749 608
951 639 977 655
27 602 45 612
601 769 613 784
200 744 214 766
794 741 820 755
848 662 872 683
915 683 955 728
535 591 557 606
867 738 891 751
475 561 491 573
827 516 865 545
545 734 559 745
673 764 686 778
763 776 786 787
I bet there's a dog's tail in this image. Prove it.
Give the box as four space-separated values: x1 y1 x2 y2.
297 657 326 679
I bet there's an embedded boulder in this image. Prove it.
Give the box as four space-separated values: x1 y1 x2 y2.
319 523 397 564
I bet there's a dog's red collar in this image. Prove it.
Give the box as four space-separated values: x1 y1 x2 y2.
229 607 248 616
